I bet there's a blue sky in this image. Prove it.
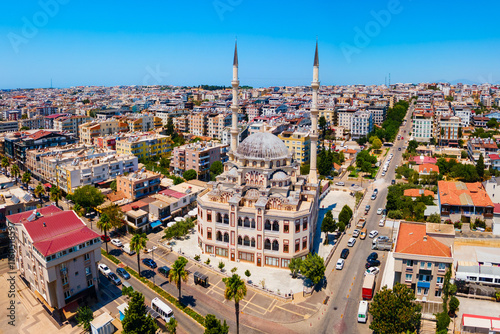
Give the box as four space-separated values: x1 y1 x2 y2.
1 0 499 89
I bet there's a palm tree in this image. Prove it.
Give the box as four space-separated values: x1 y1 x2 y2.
96 213 112 253
34 184 45 199
11 165 19 184
22 171 31 187
168 257 188 301
1 157 9 170
101 204 124 231
130 233 148 277
50 186 62 207
222 274 247 334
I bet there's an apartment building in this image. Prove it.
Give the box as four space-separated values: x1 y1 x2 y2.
8 206 101 317
367 105 387 125
438 180 494 225
471 116 489 128
336 107 357 130
393 222 453 302
453 106 471 127
53 115 92 137
170 141 228 181
467 138 498 163
188 113 208 136
278 130 311 165
115 133 172 160
3 110 21 121
116 170 161 201
57 155 138 193
413 113 434 143
123 114 162 132
319 108 335 125
0 121 20 133
79 119 129 144
173 115 189 133
207 114 228 139
0 186 39 227
221 125 248 146
438 116 460 147
18 116 45 130
351 111 373 140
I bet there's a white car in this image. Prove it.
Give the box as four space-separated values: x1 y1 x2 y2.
335 182 345 186
365 267 380 276
336 259 345 270
376 208 383 215
379 219 385 227
381 172 386 176
369 230 379 238
352 229 360 238
111 239 122 247
98 263 111 276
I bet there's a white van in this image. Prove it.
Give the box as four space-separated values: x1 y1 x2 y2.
358 300 368 323
122 243 135 255
347 238 356 247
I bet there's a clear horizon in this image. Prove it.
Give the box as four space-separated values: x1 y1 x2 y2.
1 1 500 89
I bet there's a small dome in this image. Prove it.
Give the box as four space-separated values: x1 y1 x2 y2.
271 171 288 180
236 132 289 160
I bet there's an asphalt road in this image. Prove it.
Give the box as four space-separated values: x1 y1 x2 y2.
315 102 414 334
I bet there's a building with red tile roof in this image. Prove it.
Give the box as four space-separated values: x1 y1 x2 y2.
393 222 453 302
438 180 494 225
409 155 438 165
417 163 440 175
7 206 101 315
403 189 435 198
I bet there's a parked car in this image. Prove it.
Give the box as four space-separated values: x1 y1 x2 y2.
101 235 111 242
391 179 396 185
336 259 345 270
347 238 356 247
373 189 378 195
369 230 379 238
365 259 381 269
371 194 377 200
367 252 378 261
108 272 122 285
159 266 171 277
398 147 401 151
142 258 157 269
379 219 385 227
365 267 380 276
98 263 111 276
376 208 383 215
335 182 345 186
381 172 386 176
340 248 350 259
352 229 360 238
117 268 130 280
111 239 122 247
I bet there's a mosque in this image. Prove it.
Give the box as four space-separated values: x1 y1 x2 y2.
195 43 321 268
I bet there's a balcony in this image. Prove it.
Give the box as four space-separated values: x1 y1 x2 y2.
417 281 431 289
406 267 413 272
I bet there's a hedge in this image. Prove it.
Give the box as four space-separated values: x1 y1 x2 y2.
101 249 120 264
125 266 206 326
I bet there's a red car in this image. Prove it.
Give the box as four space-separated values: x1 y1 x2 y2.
101 235 111 242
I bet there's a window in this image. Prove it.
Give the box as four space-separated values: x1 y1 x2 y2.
295 239 300 253
265 256 279 267
243 236 250 247
207 210 212 222
435 289 442 297
205 245 214 254
238 252 254 262
295 220 300 233
272 240 279 251
64 290 71 299
420 261 425 269
436 277 443 284
207 230 212 240
238 236 242 245
417 287 422 295
264 239 271 250
85 266 91 276
216 231 222 242
264 220 271 230
303 218 308 231
438 263 446 271
84 253 90 261
283 243 289 253
302 237 307 250
215 247 228 257
405 274 412 282
427 262 432 269
251 238 255 247
223 233 229 243
423 288 429 296
61 276 68 285
238 217 242 227
272 220 279 232
284 221 289 233
281 259 290 268
87 279 93 287
244 217 250 228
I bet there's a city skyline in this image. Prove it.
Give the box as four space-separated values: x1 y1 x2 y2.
1 1 500 89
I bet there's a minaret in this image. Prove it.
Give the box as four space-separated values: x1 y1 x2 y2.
230 41 239 155
309 41 320 183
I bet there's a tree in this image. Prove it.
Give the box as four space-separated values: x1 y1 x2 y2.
183 169 197 181
110 180 117 192
165 117 175 136
166 318 178 334
435 311 450 333
50 185 62 207
76 306 94 333
477 154 485 180
321 210 336 243
209 161 224 177
34 184 45 199
218 261 225 271
169 257 189 301
11 164 19 184
244 270 251 280
427 213 441 224
122 291 158 334
1 157 8 169
487 118 498 129
319 116 327 138
369 283 422 334
337 221 346 233
448 295 460 316
338 205 353 226
372 137 382 153
300 164 310 175
288 257 302 278
130 233 148 277
72 185 105 210
21 171 31 186
407 140 418 153
222 274 247 334
101 204 124 232
97 213 112 253
204 314 229 334
300 253 325 286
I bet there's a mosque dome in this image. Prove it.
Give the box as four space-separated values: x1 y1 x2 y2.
236 132 289 160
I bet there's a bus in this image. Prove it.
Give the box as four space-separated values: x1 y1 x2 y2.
151 297 174 322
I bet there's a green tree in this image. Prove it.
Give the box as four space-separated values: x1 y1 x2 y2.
76 306 94 333
72 185 105 210
300 164 310 175
338 205 353 226
97 213 112 253
101 204 124 232
218 260 225 271
369 283 422 334
477 154 485 180
407 140 418 153
321 210 336 243
165 117 175 136
448 295 460 316
222 274 247 334
337 221 346 233
169 257 189 301
130 233 148 277
372 137 382 152
183 169 197 181
11 164 19 184
435 311 450 333
34 184 45 199
319 116 327 138
288 257 302 278
300 253 325 286
110 180 117 192
487 118 498 129
1 157 9 169
244 270 251 280
50 185 62 207
204 314 229 334
21 171 31 186
209 161 224 177
122 291 158 334
166 318 178 334
427 213 441 224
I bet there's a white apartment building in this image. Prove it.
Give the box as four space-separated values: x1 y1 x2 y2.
351 111 373 140
413 113 434 142
336 108 357 131
453 106 471 127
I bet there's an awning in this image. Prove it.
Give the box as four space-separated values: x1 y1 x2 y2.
161 216 171 221
34 290 55 313
44 183 52 188
62 300 79 320
150 220 162 228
